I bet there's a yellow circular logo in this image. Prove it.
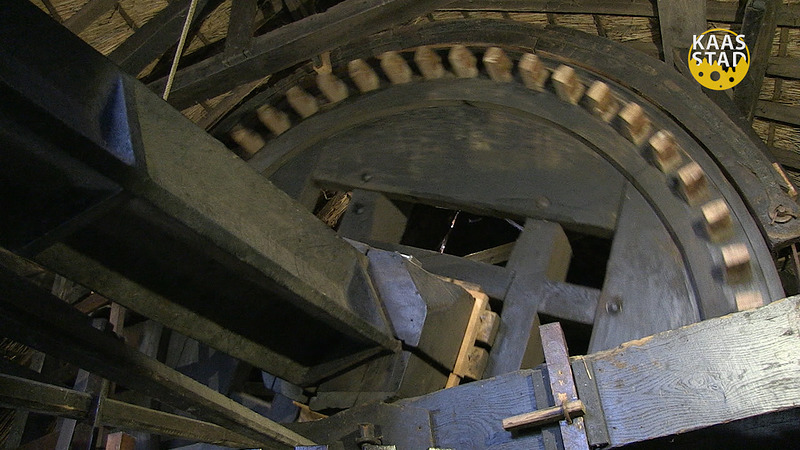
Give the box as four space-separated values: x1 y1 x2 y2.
688 28 750 90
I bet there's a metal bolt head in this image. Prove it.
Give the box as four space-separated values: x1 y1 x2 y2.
606 298 622 314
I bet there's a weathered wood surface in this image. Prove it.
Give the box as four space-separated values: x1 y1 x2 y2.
485 220 571 377
588 186 699 353
0 266 314 449
311 103 625 234
656 0 707 67
445 0 800 27
756 100 800 126
588 295 800 446
734 0 779 121
400 369 547 449
767 56 800 79
338 190 408 244
148 0 457 108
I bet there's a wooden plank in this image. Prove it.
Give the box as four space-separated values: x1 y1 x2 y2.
657 0 707 66
400 370 548 449
196 77 270 130
770 146 800 171
451 291 489 379
338 190 408 244
733 0 779 121
485 220 571 377
148 0 457 108
311 101 625 235
755 100 800 126
588 186 700 353
445 0 800 27
464 242 515 265
108 0 211 76
63 0 119 34
224 0 259 60
538 281 599 325
360 240 514 300
0 267 315 449
767 56 800 79
587 295 800 446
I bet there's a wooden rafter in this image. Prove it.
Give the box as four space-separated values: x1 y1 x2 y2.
147 0 461 108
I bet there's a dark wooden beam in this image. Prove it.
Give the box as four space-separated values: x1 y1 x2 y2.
756 100 800 126
0 374 263 448
444 0 800 27
771 146 800 172
657 0 707 66
0 267 314 449
485 220 571 377
734 0 779 121
767 56 800 79
63 0 118 34
108 0 212 76
224 0 259 61
147 0 459 108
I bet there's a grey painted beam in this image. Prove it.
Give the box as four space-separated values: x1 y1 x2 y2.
657 0 707 67
148 0 458 108
224 0 259 60
63 0 118 34
587 295 800 446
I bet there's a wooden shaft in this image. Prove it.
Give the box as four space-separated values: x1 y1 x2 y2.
502 400 585 431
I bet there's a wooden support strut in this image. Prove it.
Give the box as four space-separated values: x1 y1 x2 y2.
446 284 500 388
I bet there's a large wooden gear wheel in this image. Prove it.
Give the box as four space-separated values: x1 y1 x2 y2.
213 19 791 356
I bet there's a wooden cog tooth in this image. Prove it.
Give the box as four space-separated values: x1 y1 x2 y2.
701 199 733 242
229 125 265 157
483 47 513 82
256 105 290 136
585 81 619 123
721 243 751 282
286 86 318 118
348 59 380 93
316 72 349 103
552 65 585 104
518 53 548 91
676 162 708 205
414 46 446 80
380 51 413 85
735 291 764 311
649 130 682 172
449 45 478 78
618 102 652 145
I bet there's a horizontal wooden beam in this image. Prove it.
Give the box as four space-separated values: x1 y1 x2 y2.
587 295 800 446
63 0 118 34
0 374 263 448
770 146 800 171
755 100 800 126
767 56 800 79
0 266 314 448
148 0 457 108
445 0 800 27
